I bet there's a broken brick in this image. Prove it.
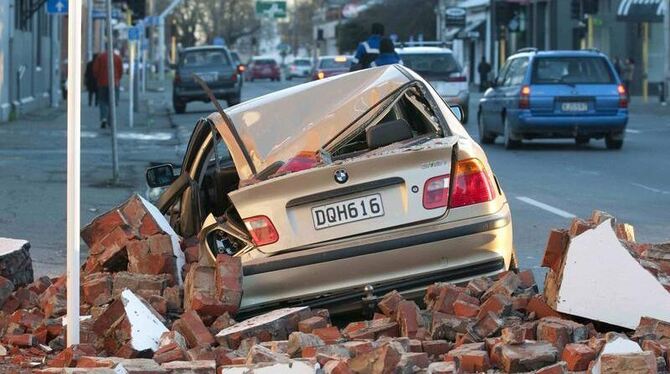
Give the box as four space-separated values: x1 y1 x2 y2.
469 311 503 340
173 310 215 348
499 341 558 372
81 272 112 306
298 316 327 333
599 351 657 373
562 343 595 371
542 229 570 272
378 290 403 318
396 300 423 338
312 326 342 344
478 293 512 319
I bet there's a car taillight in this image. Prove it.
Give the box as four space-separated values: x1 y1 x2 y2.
447 76 467 82
244 216 279 246
449 158 495 208
317 71 325 80
618 84 628 108
519 85 531 109
274 152 319 175
231 73 238 82
423 174 450 209
237 64 246 73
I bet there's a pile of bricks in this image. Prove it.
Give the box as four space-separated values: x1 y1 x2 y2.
0 198 667 373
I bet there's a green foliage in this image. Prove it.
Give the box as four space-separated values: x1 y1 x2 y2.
337 0 438 53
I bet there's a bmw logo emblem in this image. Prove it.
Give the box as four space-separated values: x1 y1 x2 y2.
334 169 348 184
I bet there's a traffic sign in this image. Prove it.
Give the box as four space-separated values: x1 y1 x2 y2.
255 1 287 18
47 0 68 14
128 27 140 41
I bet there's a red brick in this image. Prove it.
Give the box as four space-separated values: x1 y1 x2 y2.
215 254 243 315
80 208 127 248
94 225 134 269
298 316 327 333
537 320 572 355
398 352 430 370
422 340 451 358
469 311 503 340
535 361 568 374
323 360 353 374
81 272 112 306
184 246 200 264
38 276 67 318
465 277 492 298
481 272 520 300
642 339 668 358
517 269 536 289
501 326 525 345
13 287 38 309
148 295 168 316
600 351 657 373
9 309 44 331
75 356 119 368
139 212 162 237
477 293 512 319
527 295 561 319
569 217 594 237
499 341 559 372
453 300 480 318
163 286 182 313
349 342 402 373
455 350 490 372
562 343 595 371
542 229 570 272
378 290 404 317
425 283 463 314
173 310 215 348
396 300 423 338
5 333 36 347
287 332 325 357
313 326 342 344
46 344 96 367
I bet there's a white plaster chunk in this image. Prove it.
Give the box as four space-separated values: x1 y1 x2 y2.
121 289 168 352
216 307 310 338
219 361 317 373
556 219 670 329
0 238 29 255
139 195 186 285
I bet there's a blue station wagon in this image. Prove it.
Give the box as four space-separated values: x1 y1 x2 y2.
478 49 628 149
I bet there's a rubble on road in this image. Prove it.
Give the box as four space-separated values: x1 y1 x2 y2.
0 200 669 373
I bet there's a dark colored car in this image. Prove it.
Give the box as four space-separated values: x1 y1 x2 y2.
249 58 281 81
311 56 353 81
478 49 628 149
172 46 242 114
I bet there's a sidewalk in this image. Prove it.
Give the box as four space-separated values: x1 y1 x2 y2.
0 78 185 277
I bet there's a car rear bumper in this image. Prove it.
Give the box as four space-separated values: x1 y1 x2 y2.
511 110 628 137
238 203 513 315
174 85 239 101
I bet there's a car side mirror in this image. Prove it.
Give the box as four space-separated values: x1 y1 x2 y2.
450 104 464 122
366 119 413 150
146 164 178 188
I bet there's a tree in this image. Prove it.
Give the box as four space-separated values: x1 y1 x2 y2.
279 0 318 56
337 0 438 53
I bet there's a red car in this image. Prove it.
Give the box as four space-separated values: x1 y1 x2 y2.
312 55 353 80
248 58 281 81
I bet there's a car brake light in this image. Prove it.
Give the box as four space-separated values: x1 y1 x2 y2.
618 84 628 108
519 85 531 109
423 174 450 209
447 76 467 82
244 216 279 246
231 73 238 82
274 151 319 176
317 71 325 80
237 64 245 73
449 158 495 208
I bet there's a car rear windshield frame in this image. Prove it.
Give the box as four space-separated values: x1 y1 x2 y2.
181 49 231 67
530 56 616 85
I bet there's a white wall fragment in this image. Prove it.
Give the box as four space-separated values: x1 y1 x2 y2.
556 219 670 329
120 289 168 352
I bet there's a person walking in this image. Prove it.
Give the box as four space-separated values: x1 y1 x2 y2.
622 57 634 102
613 56 623 78
93 49 123 128
351 22 385 71
477 57 491 92
84 54 98 107
371 38 402 67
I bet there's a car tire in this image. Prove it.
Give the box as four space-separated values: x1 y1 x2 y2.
575 137 590 145
173 99 186 114
478 112 496 144
462 106 469 124
605 134 624 150
503 116 521 149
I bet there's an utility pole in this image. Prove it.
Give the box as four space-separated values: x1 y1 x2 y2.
105 0 119 182
158 0 183 86
663 0 669 105
87 0 93 61
50 13 60 108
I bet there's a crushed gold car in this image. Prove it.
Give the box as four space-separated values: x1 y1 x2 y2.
147 65 515 315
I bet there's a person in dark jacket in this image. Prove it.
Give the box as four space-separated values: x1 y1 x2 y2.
371 38 402 67
84 54 98 106
477 57 491 92
351 23 385 71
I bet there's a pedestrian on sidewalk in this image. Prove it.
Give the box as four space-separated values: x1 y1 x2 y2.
84 54 98 107
351 22 384 71
477 57 491 92
622 57 634 102
370 38 402 67
93 49 123 128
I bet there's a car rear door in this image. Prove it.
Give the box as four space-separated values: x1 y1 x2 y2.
178 49 235 90
528 56 620 116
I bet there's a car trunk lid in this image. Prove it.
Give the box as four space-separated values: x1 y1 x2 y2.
529 84 621 116
227 136 457 255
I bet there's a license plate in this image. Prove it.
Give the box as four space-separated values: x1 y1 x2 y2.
561 102 588 112
312 194 384 230
196 73 217 82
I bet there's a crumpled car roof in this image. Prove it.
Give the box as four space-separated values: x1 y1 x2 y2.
213 65 411 181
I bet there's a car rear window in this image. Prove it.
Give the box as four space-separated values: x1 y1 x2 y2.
254 59 276 65
294 60 311 66
531 56 615 84
400 53 462 75
181 50 230 67
319 57 352 69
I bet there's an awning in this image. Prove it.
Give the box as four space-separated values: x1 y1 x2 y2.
458 19 486 39
617 0 666 23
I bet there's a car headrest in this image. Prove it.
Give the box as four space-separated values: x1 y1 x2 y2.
366 118 413 150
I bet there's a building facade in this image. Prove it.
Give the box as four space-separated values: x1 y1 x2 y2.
0 0 63 122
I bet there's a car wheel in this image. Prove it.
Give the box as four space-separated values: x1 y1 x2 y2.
605 133 624 150
227 94 241 107
575 136 590 145
503 116 521 149
461 106 469 124
478 112 496 144
173 100 186 114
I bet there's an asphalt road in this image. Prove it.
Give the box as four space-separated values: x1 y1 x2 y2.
171 80 670 280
